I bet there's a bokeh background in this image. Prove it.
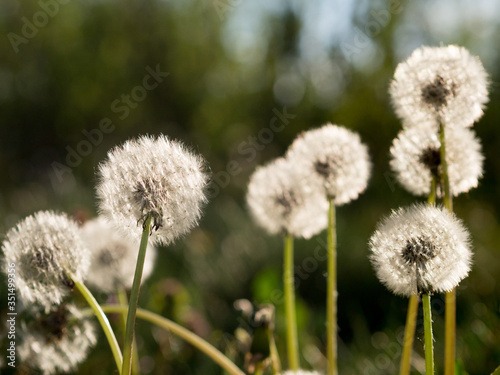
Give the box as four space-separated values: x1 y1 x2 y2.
1 0 500 374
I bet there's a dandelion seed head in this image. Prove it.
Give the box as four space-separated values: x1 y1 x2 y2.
286 123 371 205
390 45 489 129
390 126 483 197
97 134 208 245
1 211 90 312
18 304 97 375
369 204 472 297
81 217 157 293
246 158 328 239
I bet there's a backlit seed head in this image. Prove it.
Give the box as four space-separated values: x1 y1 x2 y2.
369 204 472 297
286 123 371 205
246 158 328 239
1 211 90 312
97 134 208 245
81 217 157 293
390 45 489 129
390 126 483 197
18 304 97 375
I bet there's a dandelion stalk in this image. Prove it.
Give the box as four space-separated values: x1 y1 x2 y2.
422 293 434 374
440 121 456 375
74 279 123 374
101 305 246 375
399 294 419 375
268 327 282 374
118 289 140 375
284 234 300 370
326 198 337 375
122 214 152 375
399 176 436 375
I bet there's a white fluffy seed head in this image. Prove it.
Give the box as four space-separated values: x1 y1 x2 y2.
369 204 472 297
18 304 97 375
1 211 90 313
286 123 371 205
390 45 489 130
390 126 483 197
282 371 322 375
246 158 328 239
97 134 208 245
81 217 157 293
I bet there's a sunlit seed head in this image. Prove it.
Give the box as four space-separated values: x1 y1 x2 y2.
1 211 90 313
246 158 328 239
286 123 371 205
390 126 483 197
81 217 157 293
390 45 489 129
96 134 209 245
18 304 97 375
369 204 472 297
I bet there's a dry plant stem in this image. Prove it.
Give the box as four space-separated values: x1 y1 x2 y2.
122 214 152 375
422 293 435 374
440 122 456 375
284 234 300 370
118 289 140 375
74 279 123 374
101 305 246 375
327 198 337 375
399 294 419 375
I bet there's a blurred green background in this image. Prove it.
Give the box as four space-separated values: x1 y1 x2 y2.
1 0 499 374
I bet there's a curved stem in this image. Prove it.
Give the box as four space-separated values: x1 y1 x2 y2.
101 305 245 375
327 198 337 375
74 280 123 374
284 234 300 370
269 328 282 374
440 122 456 375
399 294 419 375
422 293 434 375
118 289 140 375
122 215 152 375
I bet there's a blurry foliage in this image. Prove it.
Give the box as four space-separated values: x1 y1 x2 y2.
1 0 500 374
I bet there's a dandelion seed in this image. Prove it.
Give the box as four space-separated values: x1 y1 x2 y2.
18 304 97 375
81 217 157 293
286 123 371 205
97 134 208 245
390 45 489 129
369 204 472 297
390 125 483 197
1 211 90 312
246 158 328 239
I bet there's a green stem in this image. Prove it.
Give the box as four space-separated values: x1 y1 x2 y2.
399 294 419 375
254 362 264 375
118 289 140 375
284 234 299 370
428 176 436 206
445 289 456 375
440 121 456 375
327 198 337 375
268 327 282 374
439 121 453 212
101 305 245 375
122 215 152 375
422 293 434 375
74 280 123 374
